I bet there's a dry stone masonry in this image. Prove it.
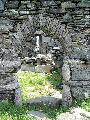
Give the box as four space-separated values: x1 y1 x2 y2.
0 0 90 105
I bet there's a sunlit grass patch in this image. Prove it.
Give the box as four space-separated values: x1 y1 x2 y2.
17 69 63 101
17 72 56 100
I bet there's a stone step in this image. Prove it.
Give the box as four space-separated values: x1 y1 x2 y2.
20 64 52 73
26 93 62 107
27 110 48 120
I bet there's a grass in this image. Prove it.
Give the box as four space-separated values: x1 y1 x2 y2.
1 69 90 120
17 68 63 101
73 98 90 112
1 98 90 120
0 69 64 120
0 100 69 120
47 69 63 90
0 101 36 120
28 104 70 119
16 70 90 119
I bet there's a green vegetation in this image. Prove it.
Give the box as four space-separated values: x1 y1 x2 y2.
0 69 90 120
28 104 70 119
1 98 90 120
0 101 36 120
17 69 63 101
0 100 69 120
0 69 65 120
47 69 63 90
73 98 90 112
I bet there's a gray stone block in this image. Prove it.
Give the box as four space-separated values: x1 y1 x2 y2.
71 64 90 81
27 95 62 107
62 85 72 107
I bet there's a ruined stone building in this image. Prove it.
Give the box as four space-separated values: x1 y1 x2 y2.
0 0 90 105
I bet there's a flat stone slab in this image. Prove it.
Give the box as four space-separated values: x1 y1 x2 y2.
56 107 90 120
20 64 35 72
27 110 47 120
20 64 51 73
27 93 62 107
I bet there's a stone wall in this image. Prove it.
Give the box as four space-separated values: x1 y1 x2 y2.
0 32 21 103
0 0 90 104
62 58 90 106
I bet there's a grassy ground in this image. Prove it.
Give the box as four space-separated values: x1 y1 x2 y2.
0 69 64 120
1 98 90 120
0 101 35 120
0 100 69 120
17 69 63 101
0 69 90 120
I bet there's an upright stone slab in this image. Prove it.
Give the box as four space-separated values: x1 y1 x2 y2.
62 58 72 106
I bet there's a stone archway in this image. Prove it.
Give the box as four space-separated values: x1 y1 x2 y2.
14 4 90 106
13 14 73 106
18 14 71 58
